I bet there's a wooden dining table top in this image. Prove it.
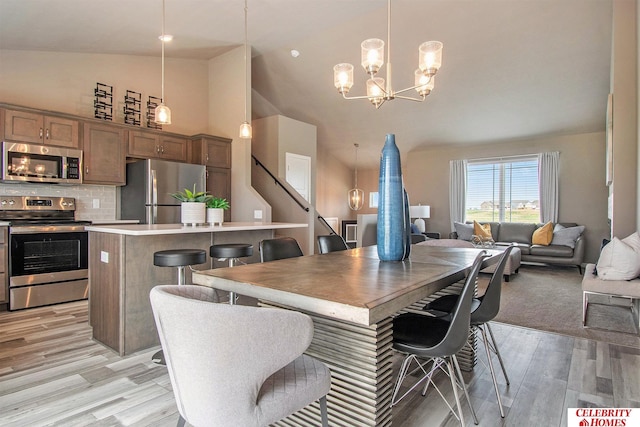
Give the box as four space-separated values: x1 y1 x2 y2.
192 244 498 326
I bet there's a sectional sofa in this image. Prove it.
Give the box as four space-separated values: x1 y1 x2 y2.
450 221 585 273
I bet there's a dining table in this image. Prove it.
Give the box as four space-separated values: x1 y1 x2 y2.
192 244 498 427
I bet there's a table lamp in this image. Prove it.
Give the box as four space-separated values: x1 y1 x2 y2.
409 205 430 233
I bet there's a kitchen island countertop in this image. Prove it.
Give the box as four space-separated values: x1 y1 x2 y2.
85 222 307 236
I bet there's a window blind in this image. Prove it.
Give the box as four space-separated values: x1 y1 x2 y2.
465 156 539 223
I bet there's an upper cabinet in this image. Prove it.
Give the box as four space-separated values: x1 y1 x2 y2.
3 109 79 148
82 122 127 185
128 130 187 162
191 134 232 168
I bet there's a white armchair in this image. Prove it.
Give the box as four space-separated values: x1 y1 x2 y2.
150 285 331 427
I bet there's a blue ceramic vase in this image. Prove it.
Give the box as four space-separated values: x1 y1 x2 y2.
377 134 411 261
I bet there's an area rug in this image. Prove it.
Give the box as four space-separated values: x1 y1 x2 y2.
480 264 640 349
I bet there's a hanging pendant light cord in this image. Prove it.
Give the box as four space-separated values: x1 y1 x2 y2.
244 0 249 122
354 144 359 187
161 0 166 104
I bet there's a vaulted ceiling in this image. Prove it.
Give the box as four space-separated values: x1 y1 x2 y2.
0 0 613 167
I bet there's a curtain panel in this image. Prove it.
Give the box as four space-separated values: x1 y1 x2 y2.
449 159 467 231
538 152 559 223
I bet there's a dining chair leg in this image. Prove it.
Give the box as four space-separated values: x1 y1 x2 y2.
320 395 329 427
480 326 505 418
486 323 510 385
446 358 466 427
176 415 186 427
452 355 479 425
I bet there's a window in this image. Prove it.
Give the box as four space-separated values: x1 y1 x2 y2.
465 156 540 223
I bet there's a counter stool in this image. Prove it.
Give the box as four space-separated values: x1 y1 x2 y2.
210 243 253 305
152 248 206 364
153 249 207 286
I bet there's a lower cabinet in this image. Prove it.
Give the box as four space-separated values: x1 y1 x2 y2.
82 122 127 185
0 227 7 304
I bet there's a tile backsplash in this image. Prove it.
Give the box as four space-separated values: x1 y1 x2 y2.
0 183 117 221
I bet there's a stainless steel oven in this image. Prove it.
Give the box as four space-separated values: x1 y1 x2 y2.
1 196 89 310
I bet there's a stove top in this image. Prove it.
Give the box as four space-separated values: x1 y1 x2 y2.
0 196 82 225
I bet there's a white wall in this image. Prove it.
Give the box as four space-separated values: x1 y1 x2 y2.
208 47 269 222
402 132 609 263
0 50 209 135
610 0 638 237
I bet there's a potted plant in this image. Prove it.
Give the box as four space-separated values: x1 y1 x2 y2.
170 184 211 226
206 197 230 226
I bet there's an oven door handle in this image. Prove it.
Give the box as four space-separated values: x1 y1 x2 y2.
9 225 88 234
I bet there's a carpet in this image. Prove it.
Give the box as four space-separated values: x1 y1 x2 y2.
480 264 640 349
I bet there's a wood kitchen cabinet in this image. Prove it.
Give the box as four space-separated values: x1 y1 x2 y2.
191 135 232 221
128 130 187 162
191 134 232 168
82 122 127 185
3 108 79 148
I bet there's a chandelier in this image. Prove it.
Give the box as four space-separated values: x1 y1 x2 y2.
155 0 171 124
333 0 443 109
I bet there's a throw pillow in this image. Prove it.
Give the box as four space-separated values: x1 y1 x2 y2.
550 225 585 248
473 221 492 239
596 237 640 280
454 221 474 241
410 223 419 234
622 231 640 252
532 222 553 245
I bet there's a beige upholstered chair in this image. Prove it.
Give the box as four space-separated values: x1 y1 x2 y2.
150 285 331 427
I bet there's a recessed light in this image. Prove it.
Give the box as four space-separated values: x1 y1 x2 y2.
159 35 174 42
290 49 300 58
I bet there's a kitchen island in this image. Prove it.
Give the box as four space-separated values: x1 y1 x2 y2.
86 222 307 355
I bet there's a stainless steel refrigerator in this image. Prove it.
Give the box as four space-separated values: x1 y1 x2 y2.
120 159 206 224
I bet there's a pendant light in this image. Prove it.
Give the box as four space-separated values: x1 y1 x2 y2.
155 0 171 125
239 0 252 138
348 143 364 210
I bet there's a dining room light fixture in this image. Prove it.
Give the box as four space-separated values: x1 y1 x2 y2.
333 0 443 109
239 0 252 139
155 0 171 125
348 143 364 210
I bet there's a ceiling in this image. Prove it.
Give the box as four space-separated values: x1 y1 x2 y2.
0 0 613 168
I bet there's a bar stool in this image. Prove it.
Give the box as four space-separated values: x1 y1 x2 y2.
152 248 206 364
153 249 207 286
210 243 253 305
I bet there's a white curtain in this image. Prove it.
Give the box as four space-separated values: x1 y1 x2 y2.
538 152 559 223
449 159 467 231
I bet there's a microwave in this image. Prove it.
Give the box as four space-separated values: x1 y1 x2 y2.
2 141 83 184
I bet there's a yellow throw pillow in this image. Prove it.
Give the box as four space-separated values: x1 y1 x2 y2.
532 221 554 245
473 221 492 239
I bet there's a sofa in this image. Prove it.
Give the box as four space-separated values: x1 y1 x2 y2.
450 221 585 273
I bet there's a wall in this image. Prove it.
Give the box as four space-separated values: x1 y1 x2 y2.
610 0 638 237
0 50 209 136
316 146 353 227
251 115 317 253
0 49 211 221
398 132 609 264
208 47 268 222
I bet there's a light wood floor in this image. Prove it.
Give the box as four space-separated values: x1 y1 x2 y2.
0 301 638 427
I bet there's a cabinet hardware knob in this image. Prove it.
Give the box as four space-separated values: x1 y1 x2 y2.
45 129 50 139
39 128 43 138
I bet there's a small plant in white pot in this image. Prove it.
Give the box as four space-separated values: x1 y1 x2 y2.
170 184 211 226
206 197 230 226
